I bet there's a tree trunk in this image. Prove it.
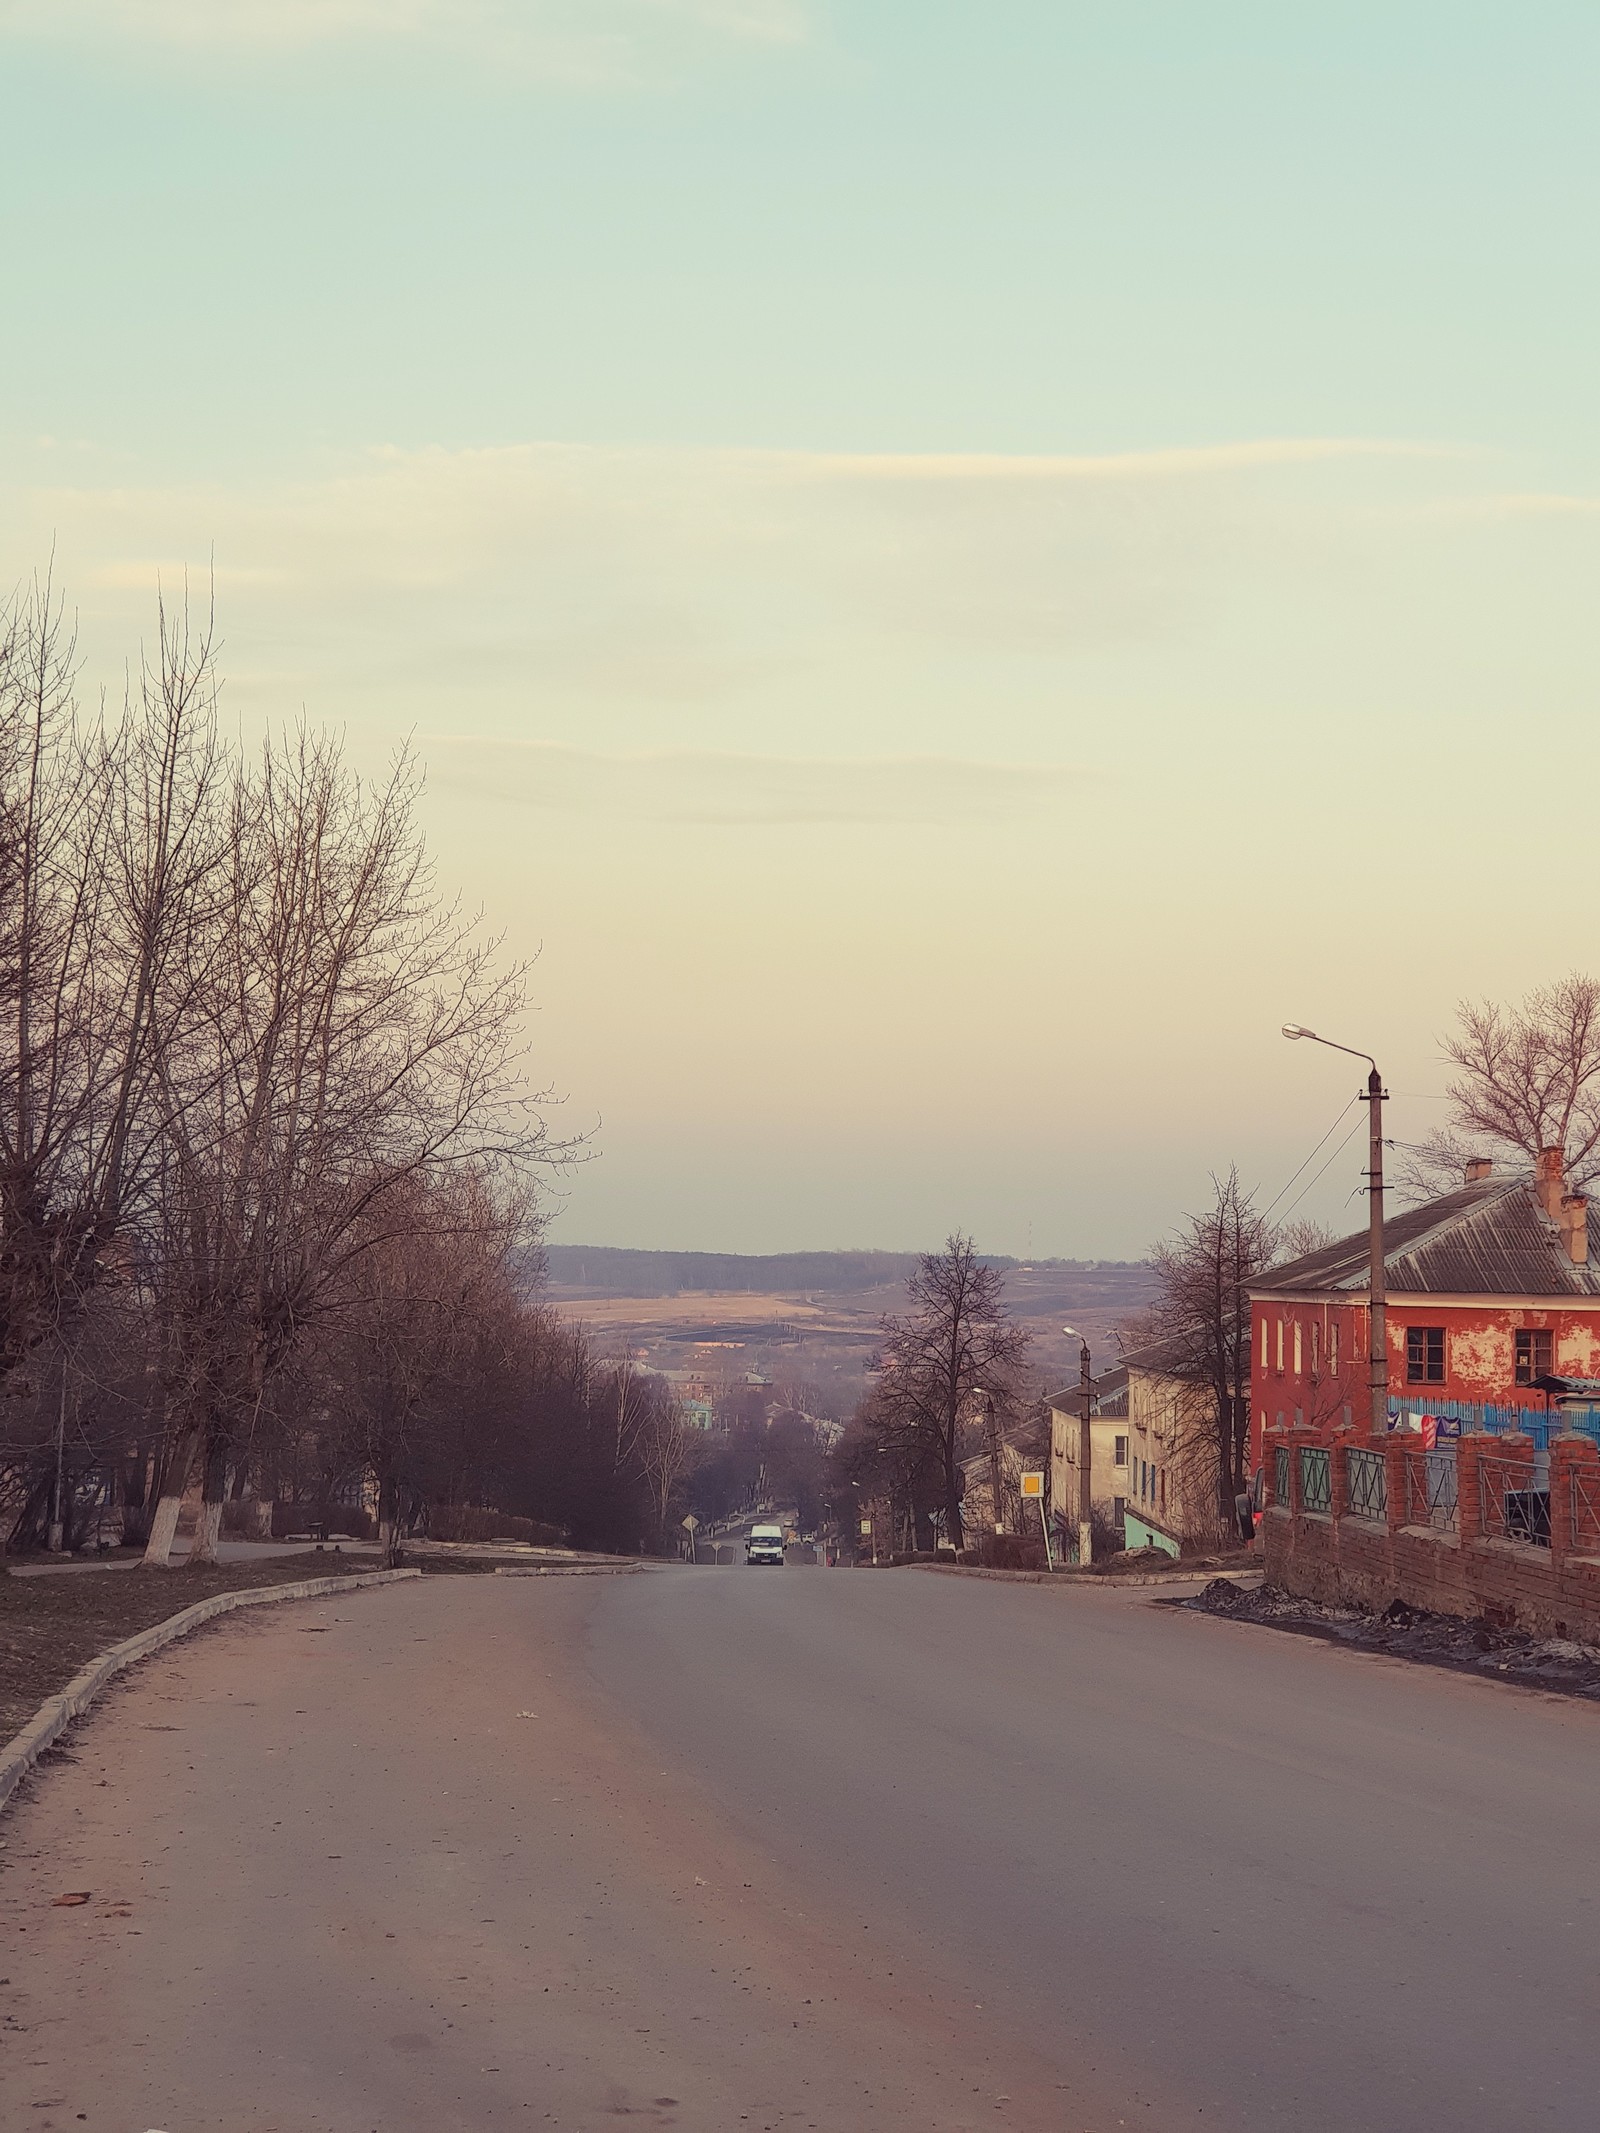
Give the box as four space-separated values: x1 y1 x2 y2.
188 1433 231 1565
378 1471 402 1569
943 1441 965 1553
142 1428 199 1567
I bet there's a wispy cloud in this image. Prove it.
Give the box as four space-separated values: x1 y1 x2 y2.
425 738 1078 826
0 0 807 70
780 438 1455 486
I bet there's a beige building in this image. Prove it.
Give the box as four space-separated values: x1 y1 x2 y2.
1047 1364 1130 1561
1051 1336 1247 1559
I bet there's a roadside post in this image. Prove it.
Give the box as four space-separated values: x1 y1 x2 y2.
860 1516 875 1567
681 1512 699 1564
1064 1324 1093 1566
1020 1470 1052 1568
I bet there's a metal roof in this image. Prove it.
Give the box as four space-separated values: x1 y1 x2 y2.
1249 1176 1600 1300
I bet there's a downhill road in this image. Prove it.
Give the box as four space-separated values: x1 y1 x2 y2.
3 1562 1598 2132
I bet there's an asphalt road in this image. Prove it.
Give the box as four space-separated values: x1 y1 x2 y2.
4 1564 1599 2131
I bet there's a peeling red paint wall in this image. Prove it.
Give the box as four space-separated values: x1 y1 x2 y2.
1249 1295 1600 1455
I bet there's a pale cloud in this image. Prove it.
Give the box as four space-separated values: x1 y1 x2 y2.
424 737 1079 826
6 434 1499 759
0 0 807 69
778 438 1453 486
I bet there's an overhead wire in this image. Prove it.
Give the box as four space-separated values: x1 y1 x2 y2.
1278 1114 1368 1226
1262 1094 1360 1222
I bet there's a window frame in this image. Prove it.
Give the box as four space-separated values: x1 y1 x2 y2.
1405 1324 1446 1385
1514 1328 1553 1387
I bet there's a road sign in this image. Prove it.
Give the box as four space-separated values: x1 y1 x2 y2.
681 1514 700 1532
1020 1471 1045 1499
859 1519 872 1536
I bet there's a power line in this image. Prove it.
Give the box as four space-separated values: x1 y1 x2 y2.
1262 1095 1360 1221
1279 1114 1367 1226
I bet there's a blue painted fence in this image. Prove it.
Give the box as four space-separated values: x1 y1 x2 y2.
1388 1397 1600 1454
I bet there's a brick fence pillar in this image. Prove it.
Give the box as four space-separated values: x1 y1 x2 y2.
1383 1431 1407 1535
1328 1429 1353 1523
1456 1434 1484 1545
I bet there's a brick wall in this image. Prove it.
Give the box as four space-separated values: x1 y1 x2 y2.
1262 1426 1600 1639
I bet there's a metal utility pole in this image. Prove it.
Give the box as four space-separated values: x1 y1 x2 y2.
1283 1026 1388 1439
1365 1065 1387 1442
983 1394 1005 1537
1065 1325 1093 1565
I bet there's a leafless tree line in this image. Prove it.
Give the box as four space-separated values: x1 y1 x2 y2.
1 571 692 1562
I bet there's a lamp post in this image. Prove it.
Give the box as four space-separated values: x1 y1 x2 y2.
1282 1024 1388 1440
980 1392 1005 1538
1063 1324 1093 1565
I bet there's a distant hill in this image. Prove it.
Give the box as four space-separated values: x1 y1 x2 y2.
543 1246 1147 1297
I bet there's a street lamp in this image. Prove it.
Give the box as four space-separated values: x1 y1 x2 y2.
1282 1024 1388 1439
1063 1324 1093 1565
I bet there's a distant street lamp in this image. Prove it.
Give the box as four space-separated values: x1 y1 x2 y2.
1282 1024 1387 1438
1062 1324 1093 1565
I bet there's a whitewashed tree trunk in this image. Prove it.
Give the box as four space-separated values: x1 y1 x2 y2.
141 1430 197 1567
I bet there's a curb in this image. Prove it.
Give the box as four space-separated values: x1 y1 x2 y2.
494 1562 657 1578
907 1561 1265 1590
0 1566 422 1817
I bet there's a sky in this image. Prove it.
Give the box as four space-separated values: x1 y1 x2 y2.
4 3 1599 1258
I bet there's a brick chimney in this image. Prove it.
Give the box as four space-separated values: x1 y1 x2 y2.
1464 1157 1493 1184
1561 1193 1590 1267
1536 1144 1566 1220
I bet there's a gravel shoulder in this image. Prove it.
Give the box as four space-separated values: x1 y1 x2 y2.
1184 1576 1600 1697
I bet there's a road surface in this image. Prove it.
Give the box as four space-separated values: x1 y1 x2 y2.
3 1564 1598 2131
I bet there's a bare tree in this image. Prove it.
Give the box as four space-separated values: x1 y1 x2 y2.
143 722 557 1565
1397 975 1600 1201
872 1235 1029 1552
633 1384 693 1549
1146 1170 1273 1536
1 578 227 1549
319 1171 532 1566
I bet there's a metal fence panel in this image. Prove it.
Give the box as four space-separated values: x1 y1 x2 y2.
1346 1445 1387 1522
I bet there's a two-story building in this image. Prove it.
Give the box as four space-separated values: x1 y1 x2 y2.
1047 1364 1129 1557
1049 1338 1251 1559
1247 1151 1600 1437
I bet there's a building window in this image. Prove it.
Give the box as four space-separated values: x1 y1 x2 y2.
1406 1325 1446 1384
1114 1435 1129 1466
1293 1323 1303 1374
1158 1468 1166 1513
1331 1322 1339 1372
1311 1323 1320 1375
1260 1317 1269 1370
1276 1322 1284 1373
1515 1329 1553 1386
1112 1495 1126 1527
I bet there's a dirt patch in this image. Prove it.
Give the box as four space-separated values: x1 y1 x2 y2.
1185 1578 1600 1699
0 1554 395 1742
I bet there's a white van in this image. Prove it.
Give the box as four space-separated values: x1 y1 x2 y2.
746 1523 786 1566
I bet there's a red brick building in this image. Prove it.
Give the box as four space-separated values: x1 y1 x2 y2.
1247 1151 1600 1453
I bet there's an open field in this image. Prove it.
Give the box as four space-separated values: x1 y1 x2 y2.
546 1252 1156 1412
